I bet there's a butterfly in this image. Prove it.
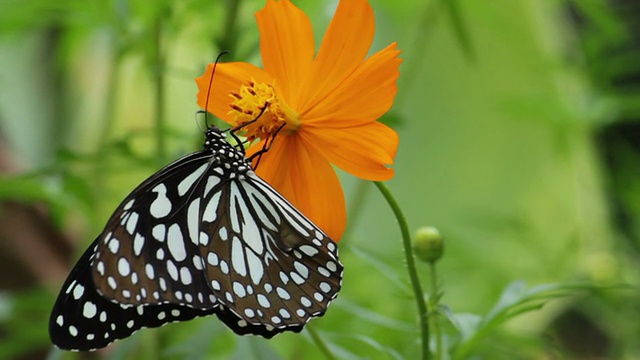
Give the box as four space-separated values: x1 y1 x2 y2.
49 123 343 351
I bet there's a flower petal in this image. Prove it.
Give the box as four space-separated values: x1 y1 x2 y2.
298 0 375 110
303 43 402 127
256 0 314 105
302 121 398 181
248 135 347 241
195 62 273 124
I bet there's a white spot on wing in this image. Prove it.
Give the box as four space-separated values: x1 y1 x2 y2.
300 296 312 307
152 224 166 242
233 282 246 297
294 261 309 279
232 183 264 255
203 191 221 222
244 182 279 231
180 267 192 285
108 238 120 254
167 223 186 261
117 258 131 276
246 250 264 285
123 199 134 211
150 184 172 218
199 231 209 246
125 211 139 235
73 284 85 300
276 287 290 300
326 261 338 272
211 280 221 290
207 252 219 266
291 272 305 285
167 260 179 281
319 282 331 293
231 237 247 276
299 245 319 257
187 199 200 245
257 294 271 308
279 308 291 319
204 175 221 197
218 227 228 240
230 183 245 233
133 233 145 256
178 164 208 196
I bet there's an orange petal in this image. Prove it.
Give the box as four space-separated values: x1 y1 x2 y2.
248 135 347 241
303 43 402 127
195 62 273 124
297 0 375 110
302 121 398 181
256 0 314 106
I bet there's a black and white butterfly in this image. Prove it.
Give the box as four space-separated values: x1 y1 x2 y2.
49 124 343 351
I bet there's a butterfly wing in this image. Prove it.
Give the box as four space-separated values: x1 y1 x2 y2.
50 127 343 350
50 152 221 350
92 152 221 309
199 172 343 337
49 239 216 351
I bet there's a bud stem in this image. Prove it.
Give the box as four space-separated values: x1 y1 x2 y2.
429 261 443 359
374 181 430 360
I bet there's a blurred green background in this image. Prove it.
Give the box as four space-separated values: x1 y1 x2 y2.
1 0 639 359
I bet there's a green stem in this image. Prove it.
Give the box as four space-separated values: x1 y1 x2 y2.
307 325 337 360
153 9 167 159
374 182 430 359
429 261 443 359
217 0 242 54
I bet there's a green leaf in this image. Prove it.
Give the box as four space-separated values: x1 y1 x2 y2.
229 336 283 360
450 281 589 359
441 0 475 61
442 309 482 343
335 299 415 332
350 246 411 296
342 334 405 360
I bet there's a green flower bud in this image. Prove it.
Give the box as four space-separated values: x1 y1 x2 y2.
413 226 444 263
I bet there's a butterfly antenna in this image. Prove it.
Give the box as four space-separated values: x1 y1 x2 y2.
202 51 230 128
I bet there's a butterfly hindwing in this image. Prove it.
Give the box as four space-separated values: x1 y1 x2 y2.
198 172 342 336
49 239 216 351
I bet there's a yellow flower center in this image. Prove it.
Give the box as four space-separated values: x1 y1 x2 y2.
228 80 300 141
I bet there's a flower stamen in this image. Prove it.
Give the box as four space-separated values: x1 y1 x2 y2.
228 80 301 141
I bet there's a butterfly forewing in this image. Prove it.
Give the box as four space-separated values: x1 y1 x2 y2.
49 126 343 351
92 152 220 310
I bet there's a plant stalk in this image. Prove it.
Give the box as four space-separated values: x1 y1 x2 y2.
374 181 430 359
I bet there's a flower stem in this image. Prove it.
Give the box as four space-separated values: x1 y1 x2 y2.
374 182 430 359
429 261 443 359
152 8 167 160
307 325 337 360
217 0 242 53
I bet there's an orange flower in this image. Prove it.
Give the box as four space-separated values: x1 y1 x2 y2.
196 0 401 241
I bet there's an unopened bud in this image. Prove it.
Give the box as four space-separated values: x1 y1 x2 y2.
413 226 444 263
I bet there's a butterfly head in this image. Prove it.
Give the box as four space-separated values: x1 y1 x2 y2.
204 125 252 173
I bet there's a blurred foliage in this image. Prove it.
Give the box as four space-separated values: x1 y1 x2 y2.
0 0 639 359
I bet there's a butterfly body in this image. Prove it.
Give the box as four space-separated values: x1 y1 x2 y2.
50 126 342 351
